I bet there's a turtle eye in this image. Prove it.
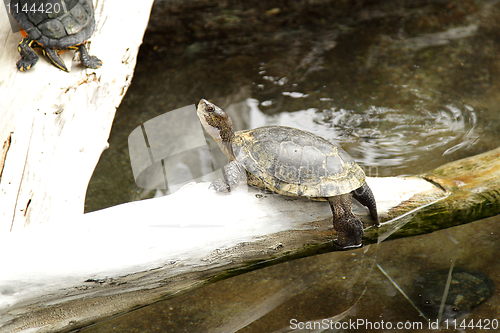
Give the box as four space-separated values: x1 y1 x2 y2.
206 106 215 113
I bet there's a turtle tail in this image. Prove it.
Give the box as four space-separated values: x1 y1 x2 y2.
352 182 379 227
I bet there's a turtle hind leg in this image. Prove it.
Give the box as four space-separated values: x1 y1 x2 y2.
78 44 102 69
42 47 69 72
328 194 364 250
16 36 39 71
352 182 379 227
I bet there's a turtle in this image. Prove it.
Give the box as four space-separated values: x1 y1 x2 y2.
10 0 102 72
197 99 379 249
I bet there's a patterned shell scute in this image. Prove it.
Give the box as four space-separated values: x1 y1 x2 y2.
12 0 95 48
232 126 365 197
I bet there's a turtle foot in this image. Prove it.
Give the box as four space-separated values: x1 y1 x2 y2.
16 58 38 71
209 179 230 193
209 161 246 193
83 55 103 69
328 194 364 250
78 44 102 69
332 217 364 249
16 36 39 71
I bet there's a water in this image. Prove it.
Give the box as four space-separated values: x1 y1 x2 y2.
82 0 500 331
85 1 500 212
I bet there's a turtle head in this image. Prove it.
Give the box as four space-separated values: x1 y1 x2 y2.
197 99 236 160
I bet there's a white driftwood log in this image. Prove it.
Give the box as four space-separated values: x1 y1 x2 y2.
0 0 155 232
0 175 444 332
2 143 499 332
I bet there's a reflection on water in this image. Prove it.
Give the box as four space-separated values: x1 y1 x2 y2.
245 99 482 175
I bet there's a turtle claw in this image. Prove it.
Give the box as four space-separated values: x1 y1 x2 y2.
209 179 230 193
332 225 363 249
332 240 363 250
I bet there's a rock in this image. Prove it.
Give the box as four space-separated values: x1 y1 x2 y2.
413 267 495 320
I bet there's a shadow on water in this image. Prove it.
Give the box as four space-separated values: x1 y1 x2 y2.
82 0 500 331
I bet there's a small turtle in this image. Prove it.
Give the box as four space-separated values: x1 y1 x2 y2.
197 99 379 249
10 0 102 72
414 267 495 320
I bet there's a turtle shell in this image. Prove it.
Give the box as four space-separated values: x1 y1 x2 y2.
11 0 95 49
233 126 365 198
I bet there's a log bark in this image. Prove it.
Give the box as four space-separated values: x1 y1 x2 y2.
364 146 500 243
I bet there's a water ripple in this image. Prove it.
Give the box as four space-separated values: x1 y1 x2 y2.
250 99 482 176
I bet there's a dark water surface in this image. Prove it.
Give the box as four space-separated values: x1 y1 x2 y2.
86 0 500 212
83 0 500 331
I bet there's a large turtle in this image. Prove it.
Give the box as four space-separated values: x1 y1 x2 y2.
10 0 102 72
197 99 379 249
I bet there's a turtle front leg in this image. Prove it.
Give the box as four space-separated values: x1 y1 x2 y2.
42 47 69 72
16 36 39 71
78 44 102 69
328 194 364 249
209 160 246 193
352 182 380 226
